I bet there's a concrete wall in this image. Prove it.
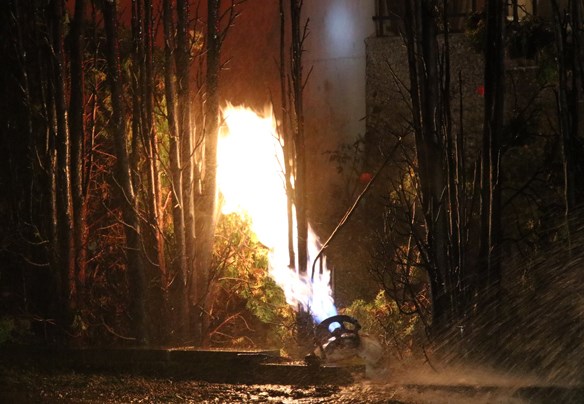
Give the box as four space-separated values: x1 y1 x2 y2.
303 0 376 146
301 0 376 229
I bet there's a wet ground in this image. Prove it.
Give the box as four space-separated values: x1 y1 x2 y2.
2 364 584 403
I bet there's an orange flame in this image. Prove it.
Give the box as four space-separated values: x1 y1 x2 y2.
217 104 337 324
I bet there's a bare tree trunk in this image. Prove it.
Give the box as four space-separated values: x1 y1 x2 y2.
288 0 315 349
28 3 63 341
130 0 166 343
195 0 222 345
143 0 167 287
145 0 166 343
441 0 465 322
290 0 308 275
403 0 451 336
11 0 39 321
103 0 148 344
551 0 583 252
569 0 582 205
163 0 189 344
46 66 61 341
478 0 505 317
136 0 166 285
280 0 296 269
176 0 199 344
69 0 88 317
51 0 75 334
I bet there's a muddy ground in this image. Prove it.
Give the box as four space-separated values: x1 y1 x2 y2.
2 363 583 403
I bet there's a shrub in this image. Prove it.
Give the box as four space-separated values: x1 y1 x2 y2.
343 290 424 359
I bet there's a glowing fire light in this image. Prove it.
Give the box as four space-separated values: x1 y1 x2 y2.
217 104 337 324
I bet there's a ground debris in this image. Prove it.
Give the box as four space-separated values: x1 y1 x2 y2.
2 364 584 403
0 365 374 403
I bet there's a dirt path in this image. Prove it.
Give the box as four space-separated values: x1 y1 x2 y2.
2 365 583 403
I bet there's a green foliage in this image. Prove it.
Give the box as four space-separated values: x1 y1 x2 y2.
323 136 367 205
342 290 423 359
324 136 365 176
0 317 14 346
210 213 295 348
466 13 554 61
465 11 487 52
0 316 33 346
505 17 554 59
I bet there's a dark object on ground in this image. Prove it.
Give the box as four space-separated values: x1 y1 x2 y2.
306 315 386 378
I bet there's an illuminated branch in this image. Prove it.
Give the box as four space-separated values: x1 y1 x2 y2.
311 139 403 280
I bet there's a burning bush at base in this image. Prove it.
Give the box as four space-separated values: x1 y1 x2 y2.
208 213 296 349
